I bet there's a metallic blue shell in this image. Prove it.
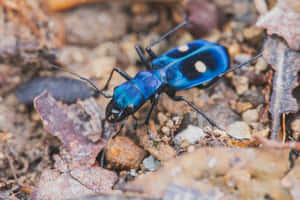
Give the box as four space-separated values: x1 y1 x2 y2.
113 40 229 110
152 40 229 90
113 71 162 109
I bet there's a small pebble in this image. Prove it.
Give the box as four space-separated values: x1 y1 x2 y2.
158 112 168 125
129 169 137 177
291 118 300 139
243 26 264 43
255 58 268 72
235 101 253 113
228 42 241 56
187 145 195 152
242 109 259 123
227 121 251 139
161 126 170 135
166 120 174 128
142 155 160 171
234 54 252 64
174 125 206 147
232 76 249 95
131 3 149 15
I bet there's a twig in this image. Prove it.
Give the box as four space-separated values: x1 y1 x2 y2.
254 135 300 150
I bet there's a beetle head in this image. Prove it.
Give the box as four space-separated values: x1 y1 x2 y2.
106 100 135 123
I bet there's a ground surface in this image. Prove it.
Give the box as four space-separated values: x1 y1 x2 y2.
0 0 300 199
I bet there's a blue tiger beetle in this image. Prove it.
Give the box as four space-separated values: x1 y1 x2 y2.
53 20 262 141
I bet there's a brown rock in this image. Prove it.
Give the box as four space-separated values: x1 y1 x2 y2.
184 0 225 37
136 121 176 161
105 136 147 169
61 4 127 46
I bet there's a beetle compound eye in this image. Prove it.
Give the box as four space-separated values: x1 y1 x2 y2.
178 44 189 52
194 60 207 73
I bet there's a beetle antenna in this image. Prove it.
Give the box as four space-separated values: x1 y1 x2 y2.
147 20 188 49
219 52 263 77
50 64 113 98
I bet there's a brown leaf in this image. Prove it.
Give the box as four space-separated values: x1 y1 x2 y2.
34 91 107 167
29 166 118 200
257 0 300 50
125 148 290 199
262 36 300 140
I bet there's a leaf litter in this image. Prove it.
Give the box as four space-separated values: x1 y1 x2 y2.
31 91 118 200
262 36 300 140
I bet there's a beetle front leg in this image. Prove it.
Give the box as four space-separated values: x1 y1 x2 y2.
145 94 160 142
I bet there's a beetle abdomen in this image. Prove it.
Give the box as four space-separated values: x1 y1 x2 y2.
159 40 229 90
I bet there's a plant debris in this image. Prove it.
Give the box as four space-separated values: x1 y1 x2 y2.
31 92 118 200
257 0 300 50
34 91 107 167
29 166 118 200
262 36 300 140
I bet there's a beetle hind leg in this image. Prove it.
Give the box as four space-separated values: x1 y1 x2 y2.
169 95 224 131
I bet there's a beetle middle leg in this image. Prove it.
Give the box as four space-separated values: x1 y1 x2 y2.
145 93 160 142
100 120 126 167
103 67 132 90
169 95 224 131
145 20 187 60
135 45 152 70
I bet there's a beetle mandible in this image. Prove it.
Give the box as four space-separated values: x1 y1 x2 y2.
53 20 262 141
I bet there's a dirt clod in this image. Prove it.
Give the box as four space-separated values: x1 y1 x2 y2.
105 136 147 170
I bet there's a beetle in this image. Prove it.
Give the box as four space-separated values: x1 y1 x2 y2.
53 21 262 141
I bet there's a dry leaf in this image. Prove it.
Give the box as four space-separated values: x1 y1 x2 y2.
34 91 107 167
262 36 300 140
29 166 118 200
257 0 300 50
31 92 118 200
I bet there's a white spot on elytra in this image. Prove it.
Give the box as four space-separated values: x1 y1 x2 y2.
178 44 189 52
194 60 207 73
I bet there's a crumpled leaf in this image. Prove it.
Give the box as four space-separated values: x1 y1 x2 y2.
262 36 300 140
31 91 118 200
125 147 290 199
257 0 300 50
29 166 118 200
34 91 106 167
